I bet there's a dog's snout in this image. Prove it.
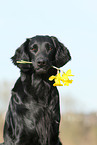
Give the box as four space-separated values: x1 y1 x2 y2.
37 59 47 67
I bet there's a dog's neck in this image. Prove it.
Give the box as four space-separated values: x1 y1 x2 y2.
21 71 50 86
20 67 57 86
20 68 57 103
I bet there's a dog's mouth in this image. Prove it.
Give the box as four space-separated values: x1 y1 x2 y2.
35 65 51 74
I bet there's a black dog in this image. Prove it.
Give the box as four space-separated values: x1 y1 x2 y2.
1 35 71 145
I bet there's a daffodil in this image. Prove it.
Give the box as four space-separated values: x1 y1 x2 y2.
49 75 56 81
49 73 62 81
63 79 73 86
49 73 63 86
62 69 74 80
53 79 63 86
49 68 74 86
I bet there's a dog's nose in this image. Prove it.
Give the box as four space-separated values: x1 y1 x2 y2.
37 59 47 67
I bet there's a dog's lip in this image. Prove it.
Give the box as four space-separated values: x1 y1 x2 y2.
35 66 51 73
35 68 48 74
36 65 51 70
36 67 47 70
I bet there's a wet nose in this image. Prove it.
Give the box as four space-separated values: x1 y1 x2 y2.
37 59 47 67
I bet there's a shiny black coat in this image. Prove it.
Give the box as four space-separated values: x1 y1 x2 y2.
1 35 71 145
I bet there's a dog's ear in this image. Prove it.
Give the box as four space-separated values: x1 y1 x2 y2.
11 39 32 71
51 36 71 68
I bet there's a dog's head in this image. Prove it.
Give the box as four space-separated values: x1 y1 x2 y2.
11 35 71 74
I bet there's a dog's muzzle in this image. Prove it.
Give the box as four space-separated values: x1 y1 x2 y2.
35 58 50 74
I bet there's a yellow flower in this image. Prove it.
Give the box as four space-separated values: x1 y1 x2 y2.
63 79 73 86
53 78 63 86
49 73 63 86
66 69 74 76
56 73 62 80
53 82 63 86
62 69 74 80
49 73 62 81
49 68 74 87
49 75 56 81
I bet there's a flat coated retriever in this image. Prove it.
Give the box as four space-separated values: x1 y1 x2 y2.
0 35 71 145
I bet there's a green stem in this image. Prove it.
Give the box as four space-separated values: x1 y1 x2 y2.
16 60 65 73
52 66 64 73
16 60 32 64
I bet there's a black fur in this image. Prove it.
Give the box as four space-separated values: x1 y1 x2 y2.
1 35 71 145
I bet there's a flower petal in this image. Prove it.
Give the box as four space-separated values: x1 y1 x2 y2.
62 73 69 80
56 73 62 79
49 75 56 81
64 82 69 86
53 83 63 86
66 69 74 76
64 79 73 83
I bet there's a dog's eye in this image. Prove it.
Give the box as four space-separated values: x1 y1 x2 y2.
45 43 52 52
31 44 38 53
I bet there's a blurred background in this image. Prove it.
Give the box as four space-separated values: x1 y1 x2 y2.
0 0 97 144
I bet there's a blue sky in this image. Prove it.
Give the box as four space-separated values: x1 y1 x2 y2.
0 0 97 113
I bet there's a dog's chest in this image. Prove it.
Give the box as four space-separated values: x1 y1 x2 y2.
24 99 55 145
12 76 59 144
24 74 51 104
25 75 54 122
